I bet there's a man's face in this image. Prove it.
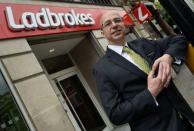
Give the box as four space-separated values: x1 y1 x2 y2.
101 13 126 44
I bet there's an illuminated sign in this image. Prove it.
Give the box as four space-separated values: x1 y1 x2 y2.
5 7 95 31
0 3 134 40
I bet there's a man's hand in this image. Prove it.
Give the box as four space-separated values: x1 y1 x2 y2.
152 54 174 88
147 54 174 97
148 63 167 97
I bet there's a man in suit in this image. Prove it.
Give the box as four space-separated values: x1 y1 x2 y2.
93 11 194 131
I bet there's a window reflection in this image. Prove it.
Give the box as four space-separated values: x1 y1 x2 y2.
0 71 29 131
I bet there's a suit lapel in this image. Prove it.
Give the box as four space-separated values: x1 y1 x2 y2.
127 42 154 68
106 48 147 78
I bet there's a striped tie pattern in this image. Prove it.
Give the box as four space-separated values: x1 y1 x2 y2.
123 46 151 74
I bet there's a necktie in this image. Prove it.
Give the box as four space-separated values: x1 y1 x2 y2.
122 46 151 74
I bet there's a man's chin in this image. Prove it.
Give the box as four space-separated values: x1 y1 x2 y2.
112 35 123 40
110 37 124 43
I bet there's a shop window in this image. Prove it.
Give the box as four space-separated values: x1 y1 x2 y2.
42 54 74 74
46 0 116 6
125 26 139 42
0 70 29 131
143 19 164 39
79 0 113 5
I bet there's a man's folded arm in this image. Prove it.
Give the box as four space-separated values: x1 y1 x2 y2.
153 34 188 62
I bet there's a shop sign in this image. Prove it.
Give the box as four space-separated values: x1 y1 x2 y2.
0 3 134 40
132 3 152 24
5 7 95 31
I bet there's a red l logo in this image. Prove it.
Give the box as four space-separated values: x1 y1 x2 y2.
132 3 152 24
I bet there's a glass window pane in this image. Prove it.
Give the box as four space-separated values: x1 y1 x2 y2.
0 70 29 131
125 27 138 42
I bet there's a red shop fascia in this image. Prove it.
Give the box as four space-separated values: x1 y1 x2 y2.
0 3 135 40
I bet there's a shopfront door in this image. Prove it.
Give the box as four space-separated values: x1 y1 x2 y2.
55 73 105 131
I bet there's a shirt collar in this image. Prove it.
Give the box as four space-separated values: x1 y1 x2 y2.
108 43 128 55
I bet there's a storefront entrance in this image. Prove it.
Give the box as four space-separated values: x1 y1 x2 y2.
55 72 105 131
30 32 110 131
41 53 106 131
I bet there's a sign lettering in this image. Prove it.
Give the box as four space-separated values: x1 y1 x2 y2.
5 7 95 31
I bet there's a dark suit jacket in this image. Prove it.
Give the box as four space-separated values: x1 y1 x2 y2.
93 35 194 131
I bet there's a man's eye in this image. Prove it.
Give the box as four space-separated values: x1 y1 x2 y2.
104 22 111 27
115 19 122 23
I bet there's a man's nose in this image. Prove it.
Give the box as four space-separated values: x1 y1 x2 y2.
112 21 118 25
111 21 118 28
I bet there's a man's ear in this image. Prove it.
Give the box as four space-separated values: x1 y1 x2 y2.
101 30 105 37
